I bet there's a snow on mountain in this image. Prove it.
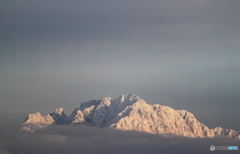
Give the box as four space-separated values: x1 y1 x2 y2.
22 112 55 132
22 94 240 139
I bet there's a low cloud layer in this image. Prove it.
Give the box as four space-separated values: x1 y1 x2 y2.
1 122 240 154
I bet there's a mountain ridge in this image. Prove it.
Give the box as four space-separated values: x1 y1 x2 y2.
22 93 240 139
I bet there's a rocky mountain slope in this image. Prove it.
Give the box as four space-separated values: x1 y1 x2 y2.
22 94 240 139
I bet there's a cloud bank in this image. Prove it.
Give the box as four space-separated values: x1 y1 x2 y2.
1 124 240 154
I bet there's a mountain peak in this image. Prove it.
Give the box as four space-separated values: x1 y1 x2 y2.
53 108 64 114
114 93 141 104
21 94 240 139
120 93 139 100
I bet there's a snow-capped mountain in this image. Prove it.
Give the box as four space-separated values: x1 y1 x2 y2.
22 94 240 139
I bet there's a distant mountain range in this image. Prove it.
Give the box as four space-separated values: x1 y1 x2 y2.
22 94 240 139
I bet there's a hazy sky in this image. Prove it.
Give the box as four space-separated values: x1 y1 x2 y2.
1 0 240 131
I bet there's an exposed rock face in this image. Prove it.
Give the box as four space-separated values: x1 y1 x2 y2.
22 94 240 139
50 108 67 124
